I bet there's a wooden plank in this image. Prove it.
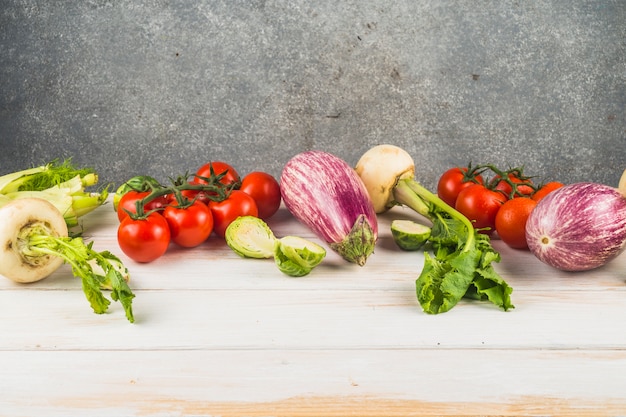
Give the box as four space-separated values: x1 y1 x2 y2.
1 288 625 350
2 199 626 416
0 349 624 416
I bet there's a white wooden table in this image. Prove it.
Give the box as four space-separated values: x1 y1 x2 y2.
1 201 625 416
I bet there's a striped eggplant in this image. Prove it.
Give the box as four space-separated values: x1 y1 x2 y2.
280 150 378 266
525 182 626 271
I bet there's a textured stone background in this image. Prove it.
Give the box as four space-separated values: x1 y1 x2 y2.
1 1 624 191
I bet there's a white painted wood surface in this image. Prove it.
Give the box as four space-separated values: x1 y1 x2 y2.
1 202 625 416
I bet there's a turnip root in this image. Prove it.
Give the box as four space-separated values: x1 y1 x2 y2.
355 144 513 314
0 197 135 322
0 198 68 283
355 144 415 213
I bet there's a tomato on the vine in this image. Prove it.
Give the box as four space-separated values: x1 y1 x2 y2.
116 190 170 222
209 190 258 237
492 173 535 199
532 181 564 202
195 161 240 187
239 171 281 219
495 197 537 249
163 200 214 248
117 212 171 263
179 179 216 206
455 184 507 233
437 167 484 207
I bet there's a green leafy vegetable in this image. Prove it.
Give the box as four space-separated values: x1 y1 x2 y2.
394 178 514 314
21 224 135 322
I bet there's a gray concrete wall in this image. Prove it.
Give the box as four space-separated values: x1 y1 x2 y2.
1 1 624 191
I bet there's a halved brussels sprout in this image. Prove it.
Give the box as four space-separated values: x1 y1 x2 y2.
225 216 276 259
274 236 326 277
390 219 431 251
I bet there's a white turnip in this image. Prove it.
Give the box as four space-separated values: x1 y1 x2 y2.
0 198 135 322
355 144 513 314
0 198 68 283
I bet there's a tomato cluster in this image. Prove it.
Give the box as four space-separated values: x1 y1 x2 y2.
437 164 564 250
115 161 281 263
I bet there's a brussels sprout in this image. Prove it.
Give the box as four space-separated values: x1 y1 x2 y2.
390 219 431 251
225 216 276 259
274 236 327 277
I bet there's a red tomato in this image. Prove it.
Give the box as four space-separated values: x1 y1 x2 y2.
117 212 171 263
239 171 282 219
455 184 507 233
437 167 484 207
209 190 258 238
162 201 214 248
116 190 169 222
532 181 565 202
179 179 215 206
495 197 537 249
492 173 535 199
195 161 240 187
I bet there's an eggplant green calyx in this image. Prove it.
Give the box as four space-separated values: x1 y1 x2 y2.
393 178 514 314
329 214 376 267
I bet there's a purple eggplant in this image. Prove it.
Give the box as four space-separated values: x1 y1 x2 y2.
526 182 626 271
280 150 378 266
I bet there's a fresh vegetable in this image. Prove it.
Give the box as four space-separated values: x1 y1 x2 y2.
225 215 276 258
209 190 258 237
274 236 326 277
436 167 484 208
116 190 169 222
0 198 68 282
436 163 564 242
355 144 513 314
526 182 626 271
163 200 213 248
495 197 537 249
390 220 431 251
532 181 564 202
0 159 108 229
112 175 162 211
492 171 535 198
239 171 282 220
225 216 326 277
455 184 507 233
281 150 378 266
355 145 416 213
112 164 270 262
117 212 171 263
0 198 135 322
196 161 240 188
